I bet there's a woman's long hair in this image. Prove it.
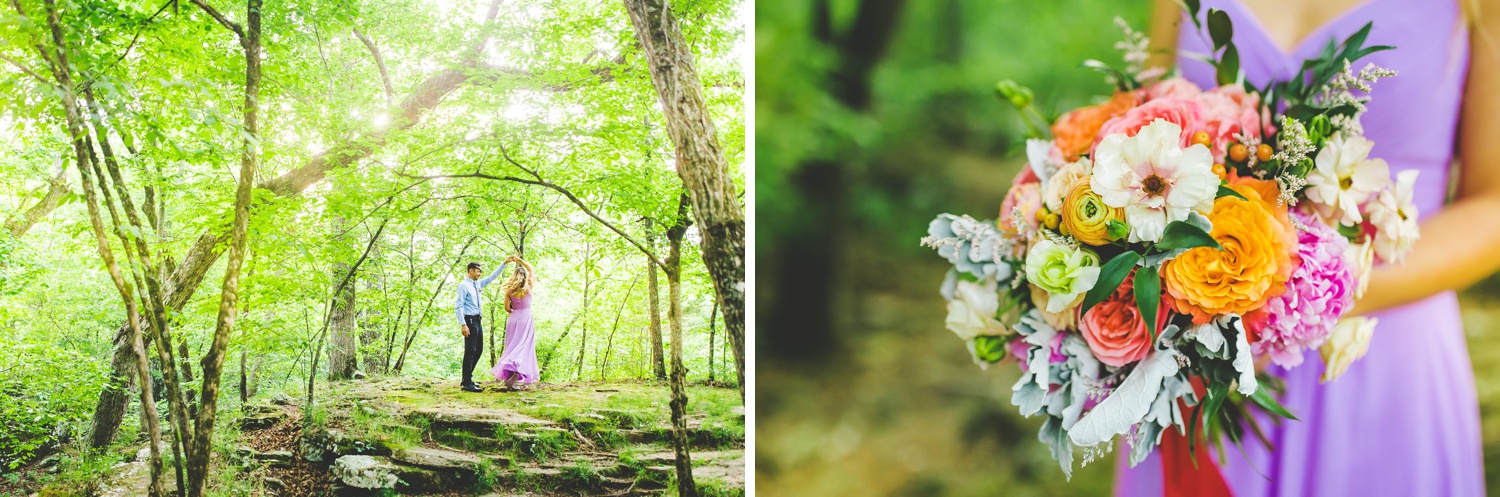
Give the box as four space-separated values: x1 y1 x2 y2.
500 258 536 312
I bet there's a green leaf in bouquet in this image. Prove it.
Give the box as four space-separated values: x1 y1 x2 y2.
1216 43 1240 86
1337 222 1363 239
1107 219 1130 241
1207 9 1233 49
1081 250 1142 316
972 335 1008 364
1248 385 1299 421
1134 269 1162 340
1200 381 1231 437
1155 220 1222 251
1216 184 1247 201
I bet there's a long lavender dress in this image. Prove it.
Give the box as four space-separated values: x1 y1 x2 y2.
490 293 540 385
1115 0 1484 495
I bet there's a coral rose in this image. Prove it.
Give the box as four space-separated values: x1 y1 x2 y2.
1051 91 1141 161
998 181 1043 234
1059 179 1124 246
1092 97 1203 155
1162 183 1299 324
1080 270 1166 367
1194 85 1268 162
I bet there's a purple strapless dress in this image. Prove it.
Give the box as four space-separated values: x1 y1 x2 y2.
490 293 540 384
1115 0 1484 495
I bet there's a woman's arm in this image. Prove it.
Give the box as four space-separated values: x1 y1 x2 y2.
1147 0 1184 71
1351 0 1500 315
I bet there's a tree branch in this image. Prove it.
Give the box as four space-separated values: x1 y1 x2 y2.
187 0 245 41
353 27 396 106
0 53 53 86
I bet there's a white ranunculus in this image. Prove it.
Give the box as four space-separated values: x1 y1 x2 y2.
1042 158 1093 212
1367 169 1420 264
945 279 1008 341
1091 119 1218 243
1345 240 1376 299
1306 133 1390 226
1320 316 1378 383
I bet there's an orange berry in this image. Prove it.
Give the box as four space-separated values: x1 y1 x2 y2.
1191 131 1212 147
1229 143 1249 162
1212 163 1227 180
1256 144 1273 162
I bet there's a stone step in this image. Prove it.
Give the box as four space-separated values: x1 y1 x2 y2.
411 406 557 434
393 446 509 469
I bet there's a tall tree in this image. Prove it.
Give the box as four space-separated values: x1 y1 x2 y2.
622 0 746 400
644 217 667 380
327 214 359 380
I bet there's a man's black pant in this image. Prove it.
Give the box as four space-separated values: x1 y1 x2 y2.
462 314 484 386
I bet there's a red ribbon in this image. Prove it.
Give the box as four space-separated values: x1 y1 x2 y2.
1159 379 1233 497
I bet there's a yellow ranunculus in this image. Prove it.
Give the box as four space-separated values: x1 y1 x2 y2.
1059 180 1124 246
1161 181 1297 324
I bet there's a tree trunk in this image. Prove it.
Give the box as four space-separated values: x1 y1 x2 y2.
645 218 666 380
328 217 358 381
622 0 745 401
662 197 696 497
599 273 641 380
575 241 593 380
35 1 168 492
183 0 261 492
360 238 385 375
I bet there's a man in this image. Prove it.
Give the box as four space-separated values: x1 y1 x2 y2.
454 258 511 392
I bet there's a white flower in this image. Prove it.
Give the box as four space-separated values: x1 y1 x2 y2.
1028 138 1061 187
1367 170 1420 264
1306 133 1390 225
1345 240 1376 299
945 279 1008 341
1043 158 1093 212
1091 119 1218 242
1320 316 1377 383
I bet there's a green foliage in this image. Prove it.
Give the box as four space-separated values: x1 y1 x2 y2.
0 334 110 470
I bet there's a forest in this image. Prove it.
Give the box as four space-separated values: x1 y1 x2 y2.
0 0 745 495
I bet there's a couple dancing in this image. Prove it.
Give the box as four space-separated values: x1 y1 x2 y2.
454 255 539 393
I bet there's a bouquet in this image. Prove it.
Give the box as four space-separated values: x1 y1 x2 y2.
920 5 1416 477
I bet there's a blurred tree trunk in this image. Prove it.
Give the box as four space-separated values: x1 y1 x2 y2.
767 0 907 364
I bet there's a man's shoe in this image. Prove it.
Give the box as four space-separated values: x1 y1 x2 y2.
461 384 484 393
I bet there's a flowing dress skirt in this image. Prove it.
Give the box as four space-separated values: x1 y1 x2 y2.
491 293 539 384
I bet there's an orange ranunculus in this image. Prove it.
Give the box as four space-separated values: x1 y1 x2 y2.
1161 182 1298 324
1051 91 1141 161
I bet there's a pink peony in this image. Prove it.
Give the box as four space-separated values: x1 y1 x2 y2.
1194 85 1268 162
1079 271 1166 367
1091 97 1203 155
1145 77 1203 101
1252 210 1356 368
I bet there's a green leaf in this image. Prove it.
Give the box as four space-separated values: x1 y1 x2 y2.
1337 223 1363 239
1248 386 1299 421
1155 220 1221 251
1081 251 1142 317
1207 9 1233 49
1106 219 1129 241
1199 382 1231 437
1134 268 1161 340
1216 184 1247 200
1216 43 1240 86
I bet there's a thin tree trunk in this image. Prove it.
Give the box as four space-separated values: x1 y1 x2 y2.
183 0 261 492
575 241 593 380
622 0 746 402
645 218 666 380
394 235 478 374
708 300 718 383
663 197 696 497
32 1 168 492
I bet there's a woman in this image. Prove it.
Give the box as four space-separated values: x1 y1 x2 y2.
490 255 541 390
1115 0 1494 495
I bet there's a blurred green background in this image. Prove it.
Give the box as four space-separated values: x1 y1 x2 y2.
753 0 1500 495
